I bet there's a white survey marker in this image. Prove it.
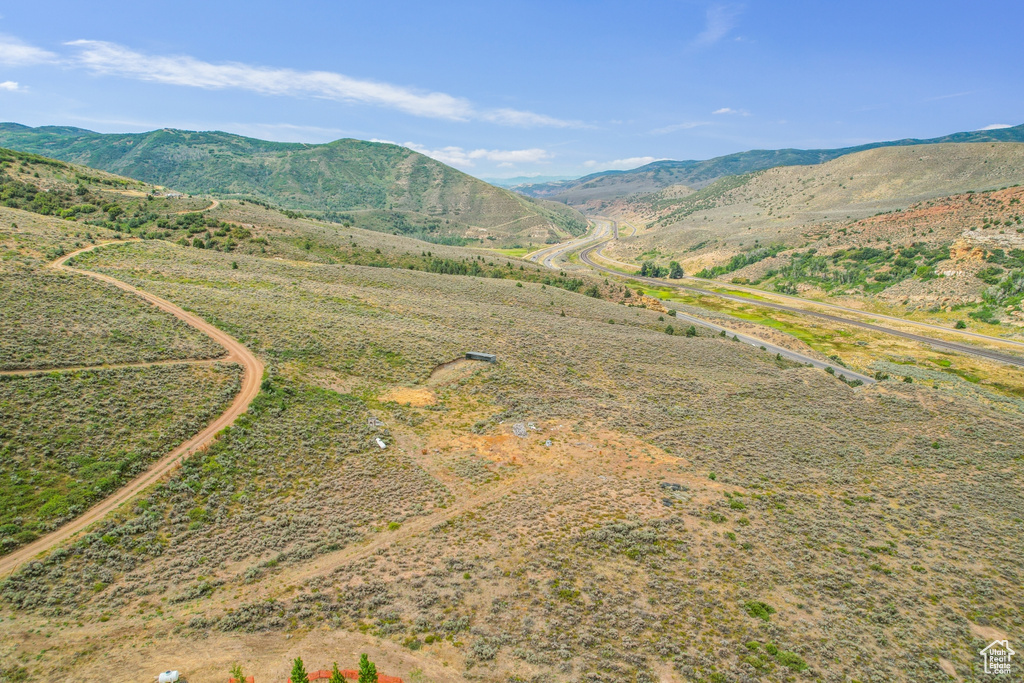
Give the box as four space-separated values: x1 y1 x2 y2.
376 438 387 450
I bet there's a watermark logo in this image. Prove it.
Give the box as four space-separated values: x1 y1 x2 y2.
980 640 1015 675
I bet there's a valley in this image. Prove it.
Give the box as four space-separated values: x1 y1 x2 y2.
1 128 1023 683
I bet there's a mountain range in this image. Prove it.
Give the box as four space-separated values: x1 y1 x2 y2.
0 123 586 245
514 124 1024 208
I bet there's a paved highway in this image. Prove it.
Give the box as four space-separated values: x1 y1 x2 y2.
578 239 1024 369
526 219 614 269
581 219 1024 355
672 310 875 384
531 220 875 382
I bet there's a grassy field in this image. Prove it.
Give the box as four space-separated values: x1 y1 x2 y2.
0 362 241 554
1 152 1023 683
0 268 224 370
0 230 1018 682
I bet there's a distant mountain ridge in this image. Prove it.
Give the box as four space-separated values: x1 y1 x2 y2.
515 124 1024 208
0 123 587 245
481 174 582 187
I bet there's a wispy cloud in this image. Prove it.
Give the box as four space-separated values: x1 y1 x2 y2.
583 156 668 170
0 34 58 66
0 34 582 128
926 91 973 102
65 40 584 127
0 80 22 91
713 107 750 116
650 121 711 135
373 140 553 168
692 4 744 49
978 123 1014 130
67 40 479 121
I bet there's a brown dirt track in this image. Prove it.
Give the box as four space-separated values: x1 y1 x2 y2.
0 240 263 577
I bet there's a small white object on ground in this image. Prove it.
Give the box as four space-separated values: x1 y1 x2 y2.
376 437 387 450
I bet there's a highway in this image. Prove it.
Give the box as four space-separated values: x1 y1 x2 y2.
577 237 1024 369
525 219 615 268
530 219 874 381
672 310 876 384
579 219 1024 356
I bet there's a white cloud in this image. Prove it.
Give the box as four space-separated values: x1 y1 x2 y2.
373 140 553 168
583 156 667 170
226 122 350 142
61 39 581 128
712 107 750 116
692 4 744 48
0 80 21 91
67 40 472 120
926 91 973 101
978 123 1014 130
0 35 58 66
482 108 585 128
650 121 711 134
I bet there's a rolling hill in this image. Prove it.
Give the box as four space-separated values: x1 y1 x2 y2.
596 142 1024 323
516 123 1024 209
4 145 1024 683
0 124 587 246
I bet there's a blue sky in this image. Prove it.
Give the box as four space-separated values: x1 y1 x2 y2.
0 1 1021 179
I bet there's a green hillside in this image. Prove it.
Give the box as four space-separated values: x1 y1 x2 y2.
0 124 586 246
518 123 1024 207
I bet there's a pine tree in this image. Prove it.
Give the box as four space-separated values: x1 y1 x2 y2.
358 654 377 683
329 662 345 683
291 657 309 683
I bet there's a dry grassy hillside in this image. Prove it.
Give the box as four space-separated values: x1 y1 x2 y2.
1 181 1023 683
613 143 1024 261
721 185 1024 312
598 144 1024 327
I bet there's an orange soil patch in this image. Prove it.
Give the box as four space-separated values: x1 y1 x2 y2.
379 386 437 406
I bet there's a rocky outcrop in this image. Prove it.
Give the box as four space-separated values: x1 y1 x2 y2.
950 229 1024 260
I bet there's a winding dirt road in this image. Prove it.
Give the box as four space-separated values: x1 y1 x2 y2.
0 241 263 577
174 198 220 214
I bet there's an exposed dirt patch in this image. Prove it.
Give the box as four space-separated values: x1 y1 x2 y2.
938 657 959 679
969 621 1008 642
380 386 437 406
425 357 488 387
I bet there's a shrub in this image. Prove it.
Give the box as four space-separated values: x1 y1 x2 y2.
743 600 776 621
776 650 808 671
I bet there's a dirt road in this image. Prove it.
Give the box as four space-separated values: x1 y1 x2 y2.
174 198 220 214
0 240 263 577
